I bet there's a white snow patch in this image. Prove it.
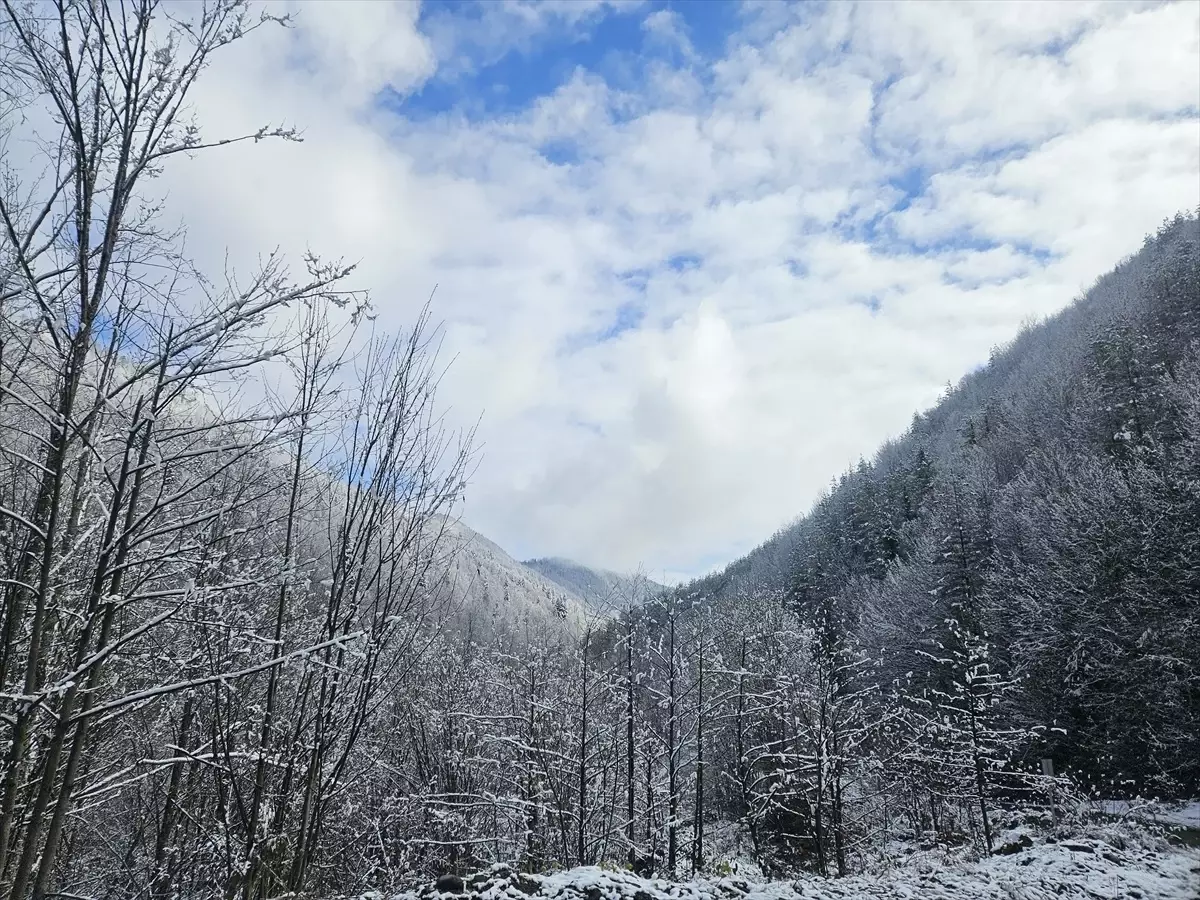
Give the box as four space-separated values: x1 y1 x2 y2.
1094 799 1200 830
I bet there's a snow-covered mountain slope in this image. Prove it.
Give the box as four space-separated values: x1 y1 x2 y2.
429 521 660 631
522 556 664 610
433 519 594 632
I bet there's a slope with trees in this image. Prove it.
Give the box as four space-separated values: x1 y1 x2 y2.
1 1 1197 897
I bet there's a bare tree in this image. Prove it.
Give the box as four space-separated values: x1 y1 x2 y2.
0 4 472 898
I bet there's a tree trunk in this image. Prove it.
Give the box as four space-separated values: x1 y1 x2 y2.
626 617 636 866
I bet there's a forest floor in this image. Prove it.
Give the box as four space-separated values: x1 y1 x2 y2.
388 825 1200 900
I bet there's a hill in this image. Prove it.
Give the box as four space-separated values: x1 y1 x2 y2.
437 519 591 629
522 556 664 610
432 521 660 629
675 210 1200 799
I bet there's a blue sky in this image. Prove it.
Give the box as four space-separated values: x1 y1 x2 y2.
404 1 723 120
169 0 1199 581
389 1 1098 292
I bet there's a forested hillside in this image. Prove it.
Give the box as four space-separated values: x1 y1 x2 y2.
359 213 1199 884
438 518 594 629
687 209 1200 807
523 557 663 609
0 2 1197 899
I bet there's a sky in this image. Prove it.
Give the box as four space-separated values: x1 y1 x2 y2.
157 0 1199 583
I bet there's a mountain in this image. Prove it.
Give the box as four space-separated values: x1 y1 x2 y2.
672 210 1200 798
435 521 658 630
436 518 590 630
522 556 664 609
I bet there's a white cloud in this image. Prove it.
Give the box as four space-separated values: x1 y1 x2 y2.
866 0 1198 165
285 0 436 103
142 0 1199 579
423 0 641 81
642 9 698 63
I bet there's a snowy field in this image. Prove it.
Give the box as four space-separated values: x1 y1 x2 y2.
388 829 1199 900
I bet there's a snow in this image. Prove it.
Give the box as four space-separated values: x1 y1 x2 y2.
1095 799 1200 829
1161 803 1200 830
994 825 1035 854
387 829 1199 900
437 517 591 628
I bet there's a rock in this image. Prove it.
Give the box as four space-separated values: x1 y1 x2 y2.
995 829 1034 855
514 875 541 895
631 854 656 879
435 874 465 895
468 872 491 890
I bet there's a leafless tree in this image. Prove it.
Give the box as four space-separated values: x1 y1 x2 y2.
0 4 472 898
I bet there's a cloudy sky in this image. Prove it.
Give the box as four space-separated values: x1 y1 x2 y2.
165 0 1199 582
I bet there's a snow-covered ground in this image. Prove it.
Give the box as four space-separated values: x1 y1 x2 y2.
390 828 1199 900
1093 799 1200 830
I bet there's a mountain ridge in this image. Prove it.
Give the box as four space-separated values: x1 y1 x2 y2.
436 519 659 628
664 209 1200 797
522 556 665 610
